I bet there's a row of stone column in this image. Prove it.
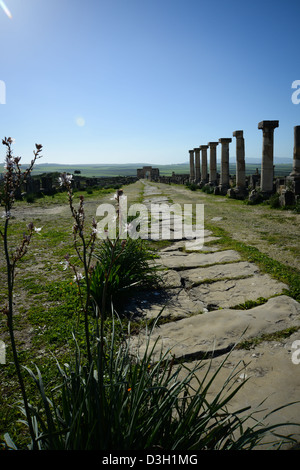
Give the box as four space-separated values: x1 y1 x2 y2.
188 122 300 195
189 131 246 194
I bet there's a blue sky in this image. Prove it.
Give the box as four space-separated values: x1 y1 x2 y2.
0 0 300 165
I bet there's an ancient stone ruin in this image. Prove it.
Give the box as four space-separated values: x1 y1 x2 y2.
176 121 300 206
2 172 139 200
137 166 159 181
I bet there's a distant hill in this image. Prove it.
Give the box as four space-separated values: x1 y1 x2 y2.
0 160 293 178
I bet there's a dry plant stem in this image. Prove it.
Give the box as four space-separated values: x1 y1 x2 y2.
1 139 43 450
65 184 96 365
3 219 37 449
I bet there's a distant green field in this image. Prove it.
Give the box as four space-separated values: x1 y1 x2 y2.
0 162 293 178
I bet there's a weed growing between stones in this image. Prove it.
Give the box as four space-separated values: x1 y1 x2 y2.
1 138 299 450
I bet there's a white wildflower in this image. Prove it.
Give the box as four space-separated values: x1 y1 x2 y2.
60 260 69 271
58 173 73 187
1 210 11 219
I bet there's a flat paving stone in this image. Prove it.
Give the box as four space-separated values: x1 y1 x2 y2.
131 295 300 362
175 333 300 449
188 274 288 309
155 249 241 269
178 261 259 286
161 269 182 288
159 231 220 253
123 287 205 320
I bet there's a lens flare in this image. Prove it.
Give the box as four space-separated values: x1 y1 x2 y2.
0 1 12 19
76 116 85 127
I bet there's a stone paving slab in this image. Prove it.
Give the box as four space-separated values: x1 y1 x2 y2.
178 261 259 286
124 287 205 320
131 295 300 362
175 333 300 449
159 231 220 252
155 249 241 269
188 273 288 309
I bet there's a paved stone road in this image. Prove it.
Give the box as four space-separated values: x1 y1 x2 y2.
128 181 300 449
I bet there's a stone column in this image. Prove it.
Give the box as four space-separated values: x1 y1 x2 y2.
194 147 201 183
218 138 232 192
208 142 218 185
189 149 195 182
258 120 279 193
200 145 209 184
291 125 300 176
287 125 300 195
233 130 245 189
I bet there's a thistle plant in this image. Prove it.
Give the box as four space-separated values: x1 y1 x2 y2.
0 138 43 450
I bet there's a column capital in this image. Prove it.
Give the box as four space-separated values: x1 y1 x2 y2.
200 145 209 150
208 142 219 146
258 120 279 131
193 147 200 153
189 149 195 153
233 130 243 138
219 138 232 144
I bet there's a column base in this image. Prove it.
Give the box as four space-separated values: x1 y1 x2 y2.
218 184 229 195
279 189 295 207
235 187 248 199
227 187 248 200
286 174 300 195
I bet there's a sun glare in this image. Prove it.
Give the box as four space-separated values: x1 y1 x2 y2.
0 0 12 19
76 117 85 127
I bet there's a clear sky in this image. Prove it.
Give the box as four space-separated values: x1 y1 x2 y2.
0 0 300 165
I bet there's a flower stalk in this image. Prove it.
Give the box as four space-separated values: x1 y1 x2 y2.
59 174 98 365
1 138 43 449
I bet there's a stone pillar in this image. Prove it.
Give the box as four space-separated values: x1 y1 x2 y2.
189 149 195 182
194 147 201 183
200 145 209 184
258 120 279 193
208 142 218 185
292 125 300 175
287 125 300 195
233 130 245 189
218 138 232 192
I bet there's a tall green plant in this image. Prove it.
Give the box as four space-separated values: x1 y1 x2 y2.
8 318 299 450
90 237 161 318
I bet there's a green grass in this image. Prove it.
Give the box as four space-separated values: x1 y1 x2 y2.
236 326 300 350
